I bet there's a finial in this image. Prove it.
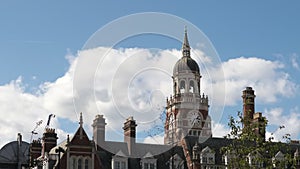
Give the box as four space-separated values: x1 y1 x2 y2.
182 26 191 57
67 134 70 143
79 112 83 127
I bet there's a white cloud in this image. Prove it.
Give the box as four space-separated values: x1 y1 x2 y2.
265 107 300 142
143 134 164 144
0 77 69 147
291 53 300 70
209 57 298 106
0 47 299 148
212 121 230 138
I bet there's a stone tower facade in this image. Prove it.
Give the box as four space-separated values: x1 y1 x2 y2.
164 29 211 145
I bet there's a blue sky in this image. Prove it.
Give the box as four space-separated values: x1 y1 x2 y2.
0 1 300 146
1 1 299 84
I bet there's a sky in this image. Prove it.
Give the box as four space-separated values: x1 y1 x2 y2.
0 1 300 148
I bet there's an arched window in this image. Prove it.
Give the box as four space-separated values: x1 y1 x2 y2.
84 159 89 169
189 81 195 93
180 81 185 93
78 158 82 169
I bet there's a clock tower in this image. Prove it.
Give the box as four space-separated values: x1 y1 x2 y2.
164 28 211 145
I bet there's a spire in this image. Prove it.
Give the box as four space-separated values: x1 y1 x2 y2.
182 26 191 57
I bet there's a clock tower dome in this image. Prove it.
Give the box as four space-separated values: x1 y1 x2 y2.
164 28 212 145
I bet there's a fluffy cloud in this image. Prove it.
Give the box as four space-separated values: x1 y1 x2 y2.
0 77 70 147
143 134 165 144
213 57 297 105
291 53 300 70
265 107 300 141
212 121 230 138
0 47 299 148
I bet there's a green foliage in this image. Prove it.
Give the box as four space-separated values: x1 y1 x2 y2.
221 111 294 168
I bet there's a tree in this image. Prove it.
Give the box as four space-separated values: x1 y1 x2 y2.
221 111 294 168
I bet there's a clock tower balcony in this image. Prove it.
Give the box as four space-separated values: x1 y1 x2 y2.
166 93 209 110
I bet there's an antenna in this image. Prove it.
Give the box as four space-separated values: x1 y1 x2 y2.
46 114 55 129
30 120 43 142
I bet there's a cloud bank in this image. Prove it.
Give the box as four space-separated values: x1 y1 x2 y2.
0 47 298 148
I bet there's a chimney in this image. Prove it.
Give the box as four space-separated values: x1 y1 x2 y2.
253 112 266 140
30 139 42 166
42 128 58 156
123 116 137 156
242 87 255 121
92 114 106 147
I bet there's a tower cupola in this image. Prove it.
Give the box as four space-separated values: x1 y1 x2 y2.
173 28 200 76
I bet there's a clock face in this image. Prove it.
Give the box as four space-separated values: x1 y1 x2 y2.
187 111 202 128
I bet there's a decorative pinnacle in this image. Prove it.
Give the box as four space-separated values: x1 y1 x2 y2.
182 26 191 57
79 112 83 127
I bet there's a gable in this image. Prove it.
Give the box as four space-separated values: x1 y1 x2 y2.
70 127 91 146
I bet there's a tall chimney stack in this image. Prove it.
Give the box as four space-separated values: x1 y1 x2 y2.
123 116 137 156
92 114 106 147
242 87 255 121
42 128 58 156
30 139 42 166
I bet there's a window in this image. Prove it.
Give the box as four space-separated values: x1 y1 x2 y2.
112 156 127 169
143 163 155 169
78 159 82 169
208 157 214 164
121 161 126 169
142 158 156 169
144 163 149 169
189 81 194 93
84 159 89 169
114 161 120 169
180 81 185 93
202 157 207 163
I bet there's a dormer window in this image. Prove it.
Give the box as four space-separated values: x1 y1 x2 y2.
143 163 155 169
200 146 215 166
141 152 157 169
169 154 184 169
112 153 128 169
